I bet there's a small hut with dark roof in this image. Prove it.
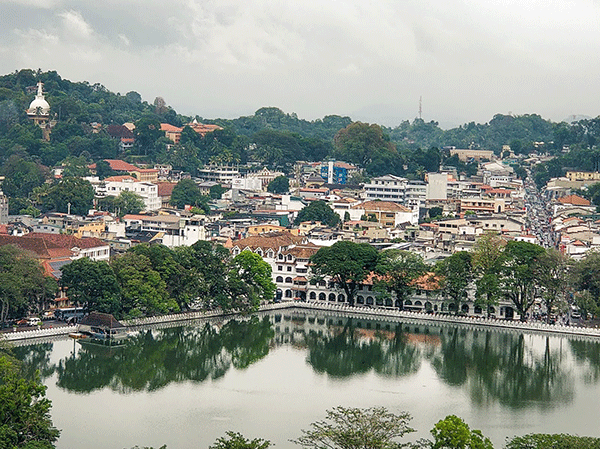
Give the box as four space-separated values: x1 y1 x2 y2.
78 312 127 340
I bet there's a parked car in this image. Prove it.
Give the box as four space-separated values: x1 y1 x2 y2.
27 317 41 327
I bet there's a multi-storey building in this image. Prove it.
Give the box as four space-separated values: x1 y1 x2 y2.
93 176 161 211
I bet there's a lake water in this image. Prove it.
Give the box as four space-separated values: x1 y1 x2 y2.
12 310 600 449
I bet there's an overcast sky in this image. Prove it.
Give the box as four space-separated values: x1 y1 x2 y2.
1 0 599 128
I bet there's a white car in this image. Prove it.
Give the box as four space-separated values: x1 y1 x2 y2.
27 317 41 327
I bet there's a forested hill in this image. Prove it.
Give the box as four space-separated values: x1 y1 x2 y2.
1 69 600 182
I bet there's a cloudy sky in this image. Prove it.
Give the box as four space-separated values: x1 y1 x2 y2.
1 0 599 127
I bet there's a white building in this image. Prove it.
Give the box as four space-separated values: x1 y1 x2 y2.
88 176 161 211
364 175 407 203
122 213 207 247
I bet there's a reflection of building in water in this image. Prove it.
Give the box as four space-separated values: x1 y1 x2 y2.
268 312 443 347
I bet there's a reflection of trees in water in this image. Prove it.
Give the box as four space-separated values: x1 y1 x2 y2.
570 340 600 383
305 320 421 378
429 329 575 410
55 316 274 393
10 343 55 381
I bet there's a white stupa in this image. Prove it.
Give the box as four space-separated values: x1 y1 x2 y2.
26 81 54 140
27 82 50 118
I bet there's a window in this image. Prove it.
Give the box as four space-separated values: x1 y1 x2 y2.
319 293 326 301
309 292 316 300
285 277 292 283
278 266 283 271
287 266 292 272
276 276 283 282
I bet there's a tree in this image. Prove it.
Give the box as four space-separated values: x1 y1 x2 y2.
428 207 443 219
430 415 493 449
44 177 94 216
226 251 276 312
375 249 428 309
333 122 400 176
535 249 570 323
472 233 505 317
170 179 209 212
210 432 271 449
0 353 60 448
0 245 51 324
505 434 600 449
310 241 379 305
267 175 289 194
435 252 473 315
501 241 545 321
292 406 418 449
294 200 340 227
114 190 145 216
95 160 118 180
60 258 121 315
110 253 178 318
209 184 228 199
571 250 600 317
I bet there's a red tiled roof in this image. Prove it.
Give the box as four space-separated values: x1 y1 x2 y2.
558 195 591 206
104 175 137 182
354 201 412 213
156 182 177 197
160 123 183 133
0 234 105 260
104 159 139 172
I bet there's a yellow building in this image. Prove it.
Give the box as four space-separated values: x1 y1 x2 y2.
566 171 600 182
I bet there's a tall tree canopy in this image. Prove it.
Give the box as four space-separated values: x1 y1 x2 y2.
310 241 378 305
294 200 340 227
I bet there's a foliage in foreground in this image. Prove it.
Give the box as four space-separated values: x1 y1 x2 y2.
504 433 600 449
209 431 271 449
292 406 425 449
0 351 60 449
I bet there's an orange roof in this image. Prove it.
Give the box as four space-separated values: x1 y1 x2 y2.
354 201 412 213
411 272 441 290
156 182 177 197
104 175 137 182
232 232 305 252
104 159 139 172
188 122 222 137
160 123 183 133
281 243 320 259
558 195 591 206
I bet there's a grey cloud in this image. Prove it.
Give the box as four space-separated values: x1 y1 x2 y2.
1 0 600 127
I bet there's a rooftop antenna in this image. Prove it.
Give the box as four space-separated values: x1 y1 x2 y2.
418 96 422 120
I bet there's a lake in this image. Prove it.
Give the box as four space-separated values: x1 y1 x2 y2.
11 310 600 449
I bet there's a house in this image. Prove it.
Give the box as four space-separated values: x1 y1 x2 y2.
92 176 161 211
0 233 110 279
122 213 207 247
352 200 418 227
78 312 128 341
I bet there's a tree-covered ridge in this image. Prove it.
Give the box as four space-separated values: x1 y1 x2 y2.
4 67 600 196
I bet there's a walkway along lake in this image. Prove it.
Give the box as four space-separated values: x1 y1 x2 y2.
11 305 600 448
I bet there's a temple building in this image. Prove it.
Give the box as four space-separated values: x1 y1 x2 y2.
26 82 55 140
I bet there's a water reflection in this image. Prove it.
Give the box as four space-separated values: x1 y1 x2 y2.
12 312 600 411
55 315 274 393
430 329 574 409
305 320 421 378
